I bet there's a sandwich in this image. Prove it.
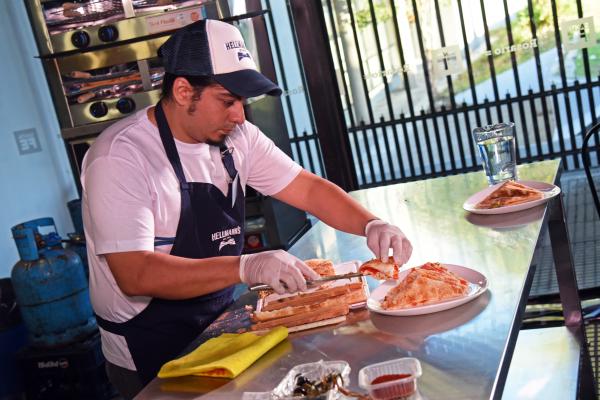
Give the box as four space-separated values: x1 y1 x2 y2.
476 180 543 209
358 257 399 280
381 262 469 309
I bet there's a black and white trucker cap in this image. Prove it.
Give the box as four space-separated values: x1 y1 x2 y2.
158 19 282 98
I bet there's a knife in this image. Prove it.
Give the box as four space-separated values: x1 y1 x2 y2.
248 272 364 292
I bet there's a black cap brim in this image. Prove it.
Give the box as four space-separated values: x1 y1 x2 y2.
213 69 282 98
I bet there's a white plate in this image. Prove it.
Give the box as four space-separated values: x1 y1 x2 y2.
462 180 561 215
256 260 370 312
367 264 488 316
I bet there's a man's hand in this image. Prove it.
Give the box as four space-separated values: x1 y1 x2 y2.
365 219 412 265
239 250 320 294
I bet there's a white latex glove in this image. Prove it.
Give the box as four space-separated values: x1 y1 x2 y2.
365 219 412 265
239 250 320 294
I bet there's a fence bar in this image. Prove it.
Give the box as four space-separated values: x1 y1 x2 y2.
411 0 446 172
574 83 587 154
372 120 389 181
367 0 403 178
291 142 307 169
479 0 503 118
441 107 458 170
550 0 579 168
410 112 426 174
433 0 466 171
527 90 543 161
368 0 396 121
345 0 376 125
500 0 531 162
285 1 317 134
380 124 396 180
456 0 480 124
505 94 522 162
420 110 436 174
386 120 405 180
576 0 597 123
348 130 367 184
550 84 569 168
302 140 317 173
433 0 456 105
576 0 599 165
526 0 554 155
324 0 356 129
359 125 377 184
462 104 477 167
265 1 301 141
389 0 424 176
389 0 416 121
398 118 416 177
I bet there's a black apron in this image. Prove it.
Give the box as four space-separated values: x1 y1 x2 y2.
95 101 245 384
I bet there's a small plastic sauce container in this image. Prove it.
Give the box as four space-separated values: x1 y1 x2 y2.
358 358 422 400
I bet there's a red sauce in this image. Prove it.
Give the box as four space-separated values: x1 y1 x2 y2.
371 373 412 385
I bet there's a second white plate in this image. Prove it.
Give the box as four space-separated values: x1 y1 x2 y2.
367 264 488 316
462 180 560 215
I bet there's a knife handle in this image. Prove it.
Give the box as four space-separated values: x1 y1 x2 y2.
249 284 272 292
249 280 291 292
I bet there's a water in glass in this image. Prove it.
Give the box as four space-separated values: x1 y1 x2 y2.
473 123 516 185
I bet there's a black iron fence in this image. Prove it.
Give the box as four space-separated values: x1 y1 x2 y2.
263 0 600 189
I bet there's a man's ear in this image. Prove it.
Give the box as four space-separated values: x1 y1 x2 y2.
171 77 194 106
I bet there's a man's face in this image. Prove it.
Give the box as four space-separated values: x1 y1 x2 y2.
183 84 246 145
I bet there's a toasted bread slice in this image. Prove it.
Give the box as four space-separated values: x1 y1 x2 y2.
304 258 336 276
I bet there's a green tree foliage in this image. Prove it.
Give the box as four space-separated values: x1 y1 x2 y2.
355 1 392 28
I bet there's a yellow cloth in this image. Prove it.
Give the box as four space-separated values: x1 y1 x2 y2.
158 326 288 379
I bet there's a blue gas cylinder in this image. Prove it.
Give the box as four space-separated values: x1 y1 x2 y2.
10 218 97 348
65 233 88 279
65 199 89 278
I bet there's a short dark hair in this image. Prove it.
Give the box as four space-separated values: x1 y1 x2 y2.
160 72 218 101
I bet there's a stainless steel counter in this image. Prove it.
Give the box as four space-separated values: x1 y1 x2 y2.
136 159 593 399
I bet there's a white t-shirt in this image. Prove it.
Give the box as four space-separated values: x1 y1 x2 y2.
81 106 302 370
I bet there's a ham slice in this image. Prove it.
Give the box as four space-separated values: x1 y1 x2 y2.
381 262 469 309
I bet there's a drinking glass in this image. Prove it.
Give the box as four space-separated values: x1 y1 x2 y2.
472 122 517 185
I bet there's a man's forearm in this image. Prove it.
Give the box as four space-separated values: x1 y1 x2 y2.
304 180 376 235
105 251 241 299
274 171 377 236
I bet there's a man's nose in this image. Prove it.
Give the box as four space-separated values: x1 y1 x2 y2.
230 100 245 125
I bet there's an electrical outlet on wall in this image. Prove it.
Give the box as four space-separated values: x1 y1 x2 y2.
14 128 42 155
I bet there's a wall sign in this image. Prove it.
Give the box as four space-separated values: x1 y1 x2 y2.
561 17 596 51
432 45 465 77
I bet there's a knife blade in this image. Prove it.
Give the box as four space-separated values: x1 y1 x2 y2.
248 272 363 292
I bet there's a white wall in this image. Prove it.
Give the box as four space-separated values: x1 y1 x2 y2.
0 2 78 277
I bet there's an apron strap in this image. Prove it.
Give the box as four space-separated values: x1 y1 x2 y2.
155 101 188 186
94 313 129 336
155 101 239 184
220 144 238 181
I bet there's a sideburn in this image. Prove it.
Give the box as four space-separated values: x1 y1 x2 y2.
186 87 204 115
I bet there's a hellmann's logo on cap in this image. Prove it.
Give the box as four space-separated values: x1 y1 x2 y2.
225 40 245 51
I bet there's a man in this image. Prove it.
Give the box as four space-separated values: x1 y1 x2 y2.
81 19 412 399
